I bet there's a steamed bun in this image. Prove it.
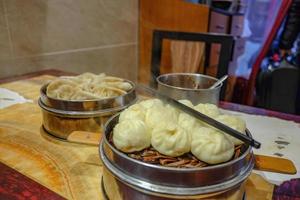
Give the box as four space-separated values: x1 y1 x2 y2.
216 115 246 145
194 103 220 118
177 99 203 133
178 99 194 108
178 112 198 134
114 98 246 164
119 104 145 122
113 119 151 152
139 99 164 110
191 127 234 164
145 104 178 130
151 124 190 157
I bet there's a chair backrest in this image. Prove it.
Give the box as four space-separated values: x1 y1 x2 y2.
151 30 234 100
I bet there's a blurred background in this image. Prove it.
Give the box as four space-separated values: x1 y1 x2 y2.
0 0 299 114
0 0 138 81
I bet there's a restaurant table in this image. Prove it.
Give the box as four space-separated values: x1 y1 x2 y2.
0 69 300 200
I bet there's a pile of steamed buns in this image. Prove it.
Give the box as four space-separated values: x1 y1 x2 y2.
113 99 246 165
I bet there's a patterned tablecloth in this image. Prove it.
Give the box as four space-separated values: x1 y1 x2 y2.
0 162 65 200
1 75 299 200
0 75 102 200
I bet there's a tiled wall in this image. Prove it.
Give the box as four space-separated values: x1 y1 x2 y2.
0 0 138 81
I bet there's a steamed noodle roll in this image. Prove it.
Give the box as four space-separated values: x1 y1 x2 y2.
70 89 100 100
47 79 78 99
77 72 98 83
92 85 126 98
100 81 133 91
46 72 132 101
55 85 77 100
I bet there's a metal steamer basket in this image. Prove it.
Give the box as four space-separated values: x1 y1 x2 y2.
39 81 137 140
157 73 222 105
99 114 255 200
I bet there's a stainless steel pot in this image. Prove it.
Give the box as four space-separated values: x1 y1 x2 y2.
39 80 137 140
156 73 221 105
99 114 254 200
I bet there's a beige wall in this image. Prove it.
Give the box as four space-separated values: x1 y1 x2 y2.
0 0 138 81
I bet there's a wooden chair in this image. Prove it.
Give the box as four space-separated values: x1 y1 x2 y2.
139 0 209 84
150 30 234 100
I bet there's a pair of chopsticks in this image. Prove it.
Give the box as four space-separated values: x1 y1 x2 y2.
137 84 261 149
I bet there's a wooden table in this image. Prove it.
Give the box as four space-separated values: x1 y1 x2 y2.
0 69 299 200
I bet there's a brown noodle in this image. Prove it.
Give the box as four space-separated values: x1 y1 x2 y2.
109 132 244 168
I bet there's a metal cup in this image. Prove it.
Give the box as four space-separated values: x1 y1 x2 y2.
156 73 221 105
